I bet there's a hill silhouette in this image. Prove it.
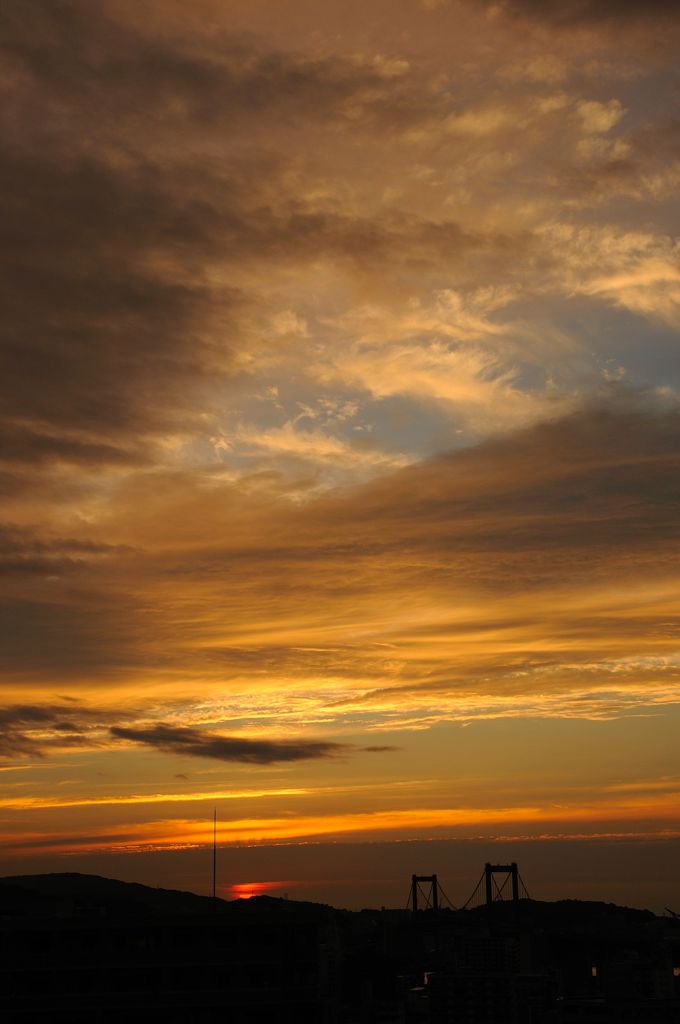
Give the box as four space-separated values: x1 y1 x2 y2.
0 871 337 922
0 871 224 916
1 873 679 1022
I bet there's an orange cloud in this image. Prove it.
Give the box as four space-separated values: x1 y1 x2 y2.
6 788 680 857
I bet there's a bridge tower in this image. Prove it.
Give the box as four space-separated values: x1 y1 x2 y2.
484 862 520 905
410 874 440 913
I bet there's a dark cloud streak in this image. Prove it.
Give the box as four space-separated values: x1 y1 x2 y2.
0 704 105 758
0 703 396 764
110 724 362 764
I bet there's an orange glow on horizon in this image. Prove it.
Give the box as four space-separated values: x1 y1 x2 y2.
5 791 680 858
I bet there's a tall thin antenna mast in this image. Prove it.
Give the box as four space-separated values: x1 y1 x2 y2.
212 807 217 899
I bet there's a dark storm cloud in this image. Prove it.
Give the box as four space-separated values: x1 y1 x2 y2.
111 724 362 763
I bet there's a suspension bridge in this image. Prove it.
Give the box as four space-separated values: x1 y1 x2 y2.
406 862 530 913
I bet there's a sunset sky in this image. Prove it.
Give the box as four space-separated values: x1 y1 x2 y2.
1 0 680 911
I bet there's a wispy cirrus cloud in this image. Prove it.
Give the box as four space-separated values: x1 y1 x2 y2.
2 399 678 732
